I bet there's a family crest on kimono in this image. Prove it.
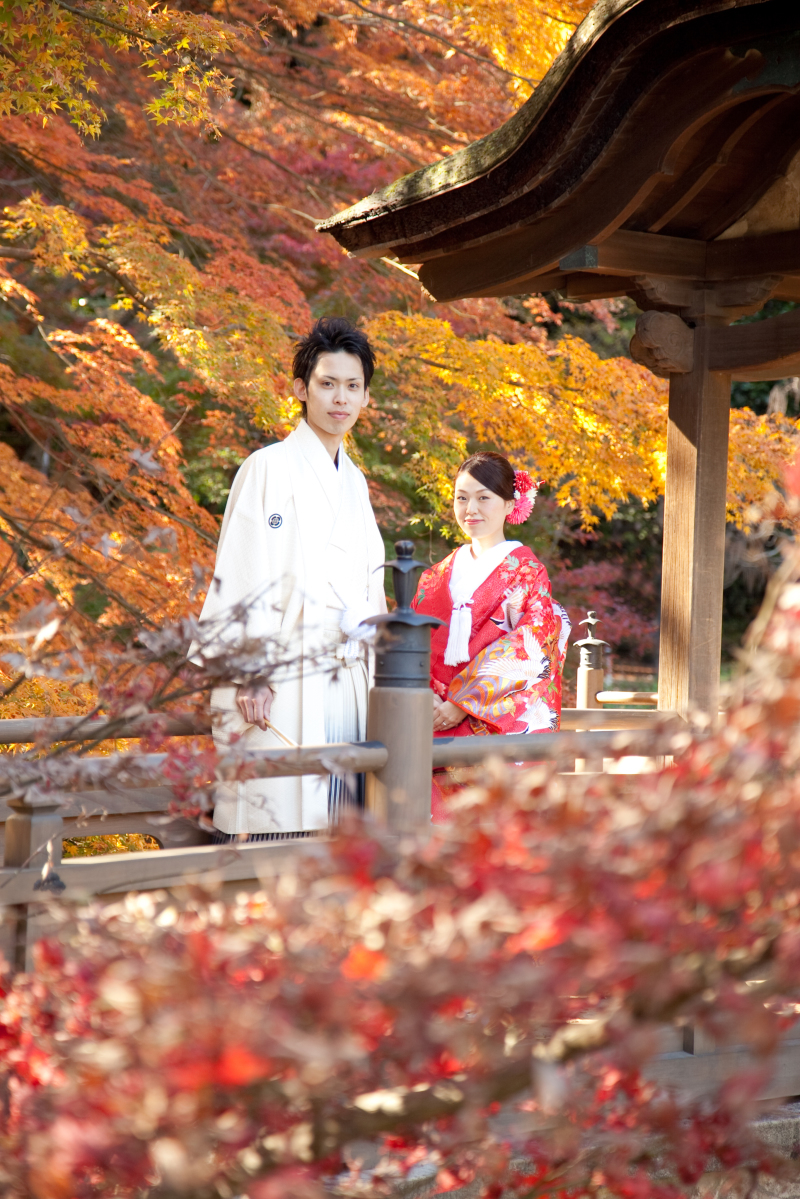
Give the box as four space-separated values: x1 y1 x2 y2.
411 452 570 818
196 317 386 840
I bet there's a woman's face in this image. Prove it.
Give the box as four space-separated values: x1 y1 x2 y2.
453 471 514 544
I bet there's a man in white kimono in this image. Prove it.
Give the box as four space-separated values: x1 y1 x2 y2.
197 316 386 839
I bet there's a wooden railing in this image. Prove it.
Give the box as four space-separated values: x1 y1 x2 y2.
0 707 671 855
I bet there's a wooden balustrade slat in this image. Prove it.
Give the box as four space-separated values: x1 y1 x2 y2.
0 710 672 749
0 839 328 902
560 708 675 729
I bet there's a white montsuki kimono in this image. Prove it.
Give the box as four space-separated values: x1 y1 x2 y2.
197 419 386 834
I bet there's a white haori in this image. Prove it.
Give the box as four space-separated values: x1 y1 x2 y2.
444 540 522 667
197 419 385 834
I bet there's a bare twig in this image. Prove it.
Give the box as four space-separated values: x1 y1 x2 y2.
0 505 154 625
217 127 347 198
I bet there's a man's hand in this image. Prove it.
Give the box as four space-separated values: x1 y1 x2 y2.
433 699 465 733
236 682 274 731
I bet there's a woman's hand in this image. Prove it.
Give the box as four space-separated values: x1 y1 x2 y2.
433 699 465 733
236 682 274 730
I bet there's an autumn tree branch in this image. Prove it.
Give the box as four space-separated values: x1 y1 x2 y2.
337 0 536 85
51 0 161 46
217 127 348 199
0 505 156 625
0 246 34 261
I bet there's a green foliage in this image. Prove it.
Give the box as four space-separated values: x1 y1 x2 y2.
730 380 773 414
72 582 109 621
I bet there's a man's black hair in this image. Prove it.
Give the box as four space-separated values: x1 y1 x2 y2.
292 316 376 417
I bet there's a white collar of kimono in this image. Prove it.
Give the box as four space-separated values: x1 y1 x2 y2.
295 418 343 504
444 540 522 666
293 420 376 657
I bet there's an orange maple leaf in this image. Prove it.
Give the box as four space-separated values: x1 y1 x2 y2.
215 1043 273 1087
341 945 389 980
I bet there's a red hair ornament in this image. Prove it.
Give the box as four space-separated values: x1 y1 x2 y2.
507 470 542 525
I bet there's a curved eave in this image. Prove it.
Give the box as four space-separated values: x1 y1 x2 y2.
316 0 634 248
317 0 800 303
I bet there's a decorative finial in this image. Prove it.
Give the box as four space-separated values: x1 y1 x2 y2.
579 610 601 638
575 609 608 670
387 540 428 611
364 540 444 632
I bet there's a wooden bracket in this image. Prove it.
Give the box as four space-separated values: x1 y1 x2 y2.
630 311 694 376
630 275 782 320
630 303 800 381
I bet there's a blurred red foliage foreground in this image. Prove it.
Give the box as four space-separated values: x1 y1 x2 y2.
6 560 800 1197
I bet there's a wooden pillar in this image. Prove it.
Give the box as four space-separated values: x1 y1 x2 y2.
658 327 731 718
3 791 63 973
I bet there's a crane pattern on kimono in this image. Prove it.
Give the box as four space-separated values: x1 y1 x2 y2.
553 602 572 664
452 615 562 734
477 625 559 732
492 589 572 667
478 624 551 685
491 585 526 633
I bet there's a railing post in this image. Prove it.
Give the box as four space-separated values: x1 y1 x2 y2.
365 541 443 832
575 611 609 773
3 789 63 972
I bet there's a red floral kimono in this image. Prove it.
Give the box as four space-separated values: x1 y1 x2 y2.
412 545 569 817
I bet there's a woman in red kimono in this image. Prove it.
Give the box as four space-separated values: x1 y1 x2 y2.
411 452 570 816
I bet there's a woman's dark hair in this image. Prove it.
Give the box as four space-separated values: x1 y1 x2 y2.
456 452 515 501
292 316 376 416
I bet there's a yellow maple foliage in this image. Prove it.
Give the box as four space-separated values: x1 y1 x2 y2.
363 312 800 530
439 0 597 96
0 0 236 136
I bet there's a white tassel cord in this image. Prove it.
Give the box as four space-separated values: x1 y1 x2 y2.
443 541 522 669
444 600 474 666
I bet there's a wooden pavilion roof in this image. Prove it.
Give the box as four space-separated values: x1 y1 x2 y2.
319 0 800 306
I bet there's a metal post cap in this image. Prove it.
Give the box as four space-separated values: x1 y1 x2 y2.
364 540 444 629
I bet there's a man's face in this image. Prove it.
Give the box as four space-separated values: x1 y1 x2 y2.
293 351 369 442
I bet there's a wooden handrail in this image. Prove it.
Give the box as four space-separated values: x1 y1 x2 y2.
561 708 674 729
595 691 658 706
0 707 671 747
0 741 389 792
0 714 210 745
432 727 681 769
